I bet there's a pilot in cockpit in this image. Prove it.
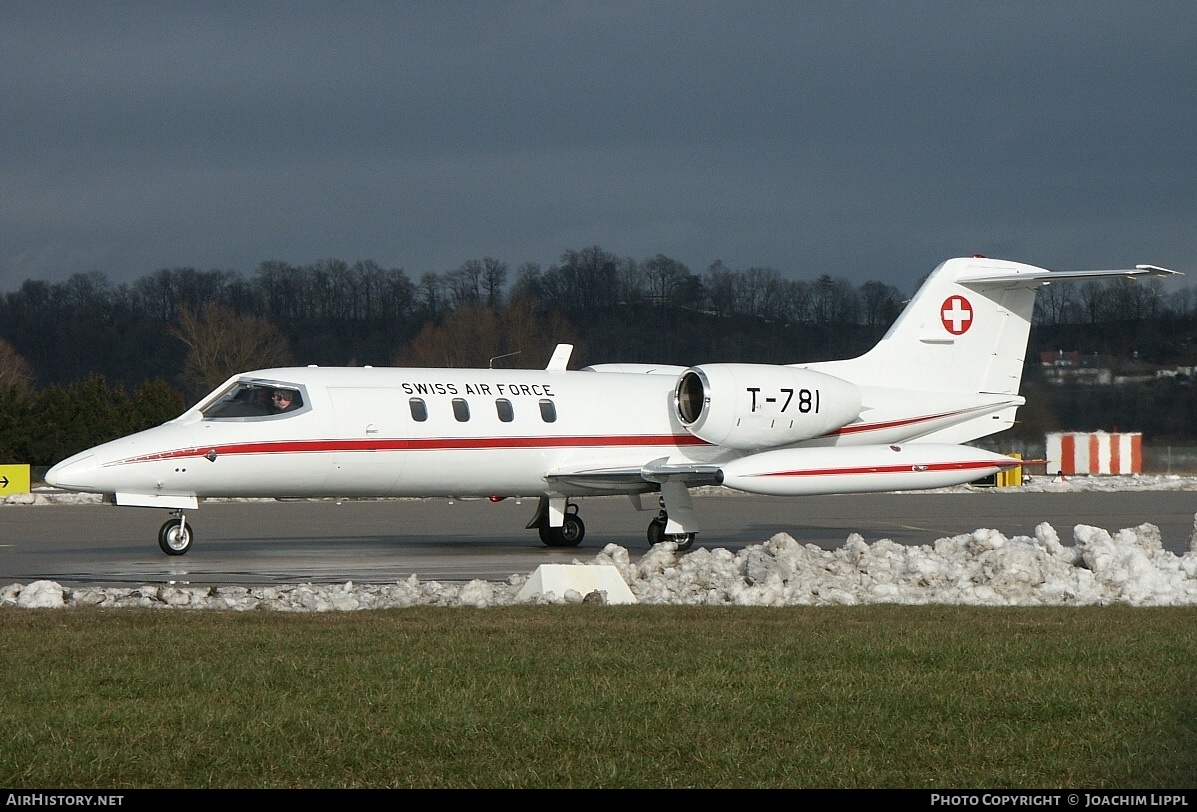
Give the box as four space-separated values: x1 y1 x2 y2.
272 389 300 413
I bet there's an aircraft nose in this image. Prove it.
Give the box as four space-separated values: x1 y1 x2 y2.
45 454 98 491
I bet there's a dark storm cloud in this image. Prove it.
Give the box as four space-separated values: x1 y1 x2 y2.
2 1 1195 293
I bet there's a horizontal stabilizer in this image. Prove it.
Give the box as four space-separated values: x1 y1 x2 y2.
957 264 1180 287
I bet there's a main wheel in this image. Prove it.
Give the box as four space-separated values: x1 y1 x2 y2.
158 518 194 556
541 514 585 547
647 518 695 551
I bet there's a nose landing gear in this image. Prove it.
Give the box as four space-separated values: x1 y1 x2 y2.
158 511 194 556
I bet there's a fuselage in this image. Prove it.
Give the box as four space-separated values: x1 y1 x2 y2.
45 363 1018 502
48 366 711 500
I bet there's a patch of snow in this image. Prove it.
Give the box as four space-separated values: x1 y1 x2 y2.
5 521 1197 611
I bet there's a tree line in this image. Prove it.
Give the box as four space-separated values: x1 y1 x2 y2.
2 246 1195 466
1 246 912 391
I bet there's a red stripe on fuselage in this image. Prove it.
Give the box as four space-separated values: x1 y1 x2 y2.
826 408 975 437
106 433 710 467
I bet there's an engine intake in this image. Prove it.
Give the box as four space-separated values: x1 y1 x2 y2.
674 363 861 450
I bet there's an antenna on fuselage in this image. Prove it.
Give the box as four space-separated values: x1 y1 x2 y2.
489 351 522 369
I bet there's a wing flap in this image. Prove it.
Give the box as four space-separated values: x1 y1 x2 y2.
544 457 722 491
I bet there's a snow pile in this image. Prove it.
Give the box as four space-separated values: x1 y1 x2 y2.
592 522 1197 607
5 521 1197 610
1 491 104 506
996 474 1197 493
1 576 511 612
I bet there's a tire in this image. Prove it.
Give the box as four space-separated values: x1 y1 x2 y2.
541 514 585 547
158 518 194 556
647 518 694 551
647 517 667 547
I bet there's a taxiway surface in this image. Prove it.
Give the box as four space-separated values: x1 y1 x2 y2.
2 490 1194 587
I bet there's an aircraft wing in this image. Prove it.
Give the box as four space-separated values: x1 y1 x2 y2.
545 458 723 492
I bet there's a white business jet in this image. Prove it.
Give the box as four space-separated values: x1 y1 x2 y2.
46 256 1177 556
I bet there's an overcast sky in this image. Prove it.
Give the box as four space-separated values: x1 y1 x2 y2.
3 1 1195 294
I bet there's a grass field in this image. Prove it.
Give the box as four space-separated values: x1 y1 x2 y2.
1 605 1194 788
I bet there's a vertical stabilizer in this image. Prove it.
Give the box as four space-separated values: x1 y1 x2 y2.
814 257 1041 395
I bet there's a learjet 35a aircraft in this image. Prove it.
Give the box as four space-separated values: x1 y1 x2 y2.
46 256 1178 556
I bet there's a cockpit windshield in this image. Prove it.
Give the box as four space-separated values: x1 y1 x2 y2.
200 381 307 419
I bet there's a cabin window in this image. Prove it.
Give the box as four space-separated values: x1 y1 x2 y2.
409 397 428 422
539 398 557 423
452 398 471 422
201 382 306 419
495 398 514 422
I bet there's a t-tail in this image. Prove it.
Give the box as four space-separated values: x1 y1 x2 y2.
804 256 1179 444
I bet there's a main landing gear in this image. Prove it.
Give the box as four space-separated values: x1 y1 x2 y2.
527 495 696 551
540 511 586 547
647 497 695 551
158 510 194 556
528 498 586 547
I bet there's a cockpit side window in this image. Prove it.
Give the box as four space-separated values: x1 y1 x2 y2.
201 382 307 420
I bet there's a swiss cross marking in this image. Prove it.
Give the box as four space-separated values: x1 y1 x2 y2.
940 296 973 335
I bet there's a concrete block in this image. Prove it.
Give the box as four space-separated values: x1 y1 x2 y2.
516 564 638 605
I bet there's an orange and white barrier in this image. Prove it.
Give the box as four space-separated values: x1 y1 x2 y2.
1045 432 1141 475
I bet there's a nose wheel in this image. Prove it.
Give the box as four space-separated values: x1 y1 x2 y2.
158 512 194 556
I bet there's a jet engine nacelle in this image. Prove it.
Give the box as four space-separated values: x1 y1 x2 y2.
674 363 862 450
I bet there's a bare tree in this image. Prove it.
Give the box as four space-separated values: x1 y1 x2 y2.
0 337 34 393
171 304 294 395
396 301 579 369
1079 281 1113 324
446 260 484 308
395 304 499 368
482 257 508 308
643 254 691 309
702 260 737 315
859 280 904 328
508 262 544 307
418 272 445 320
1034 280 1077 326
499 299 580 368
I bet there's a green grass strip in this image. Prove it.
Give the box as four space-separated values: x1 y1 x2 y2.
1 605 1194 788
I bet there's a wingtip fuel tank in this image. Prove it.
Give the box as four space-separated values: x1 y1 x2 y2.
718 443 1021 496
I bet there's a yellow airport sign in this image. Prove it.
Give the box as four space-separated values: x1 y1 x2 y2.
0 464 31 496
